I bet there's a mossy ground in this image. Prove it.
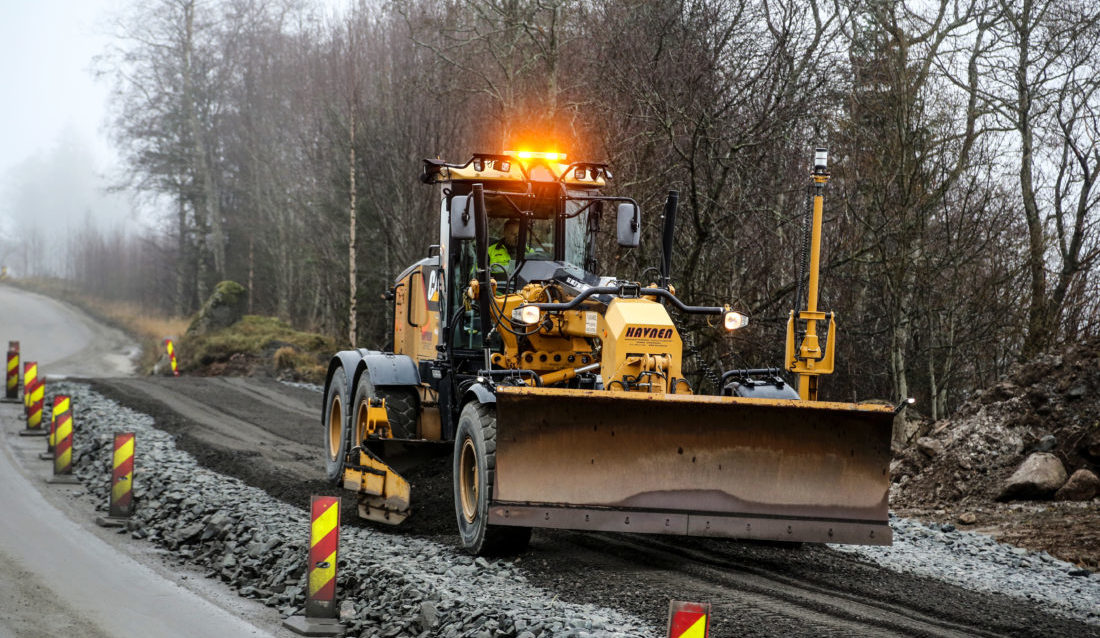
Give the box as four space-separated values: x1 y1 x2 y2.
180 315 335 383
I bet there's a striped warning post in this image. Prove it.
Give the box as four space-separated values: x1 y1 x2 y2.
4 341 18 401
40 395 69 459
668 601 710 638
110 432 134 516
164 338 179 376
97 432 135 527
283 496 345 636
47 407 79 483
23 360 37 415
20 377 47 437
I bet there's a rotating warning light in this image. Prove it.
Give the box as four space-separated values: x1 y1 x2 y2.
507 150 567 162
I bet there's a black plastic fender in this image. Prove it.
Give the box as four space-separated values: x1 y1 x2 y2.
322 350 422 428
463 382 497 407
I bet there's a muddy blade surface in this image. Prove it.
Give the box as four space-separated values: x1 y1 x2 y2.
490 387 894 545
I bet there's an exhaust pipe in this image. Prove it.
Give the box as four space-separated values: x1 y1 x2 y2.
660 190 678 289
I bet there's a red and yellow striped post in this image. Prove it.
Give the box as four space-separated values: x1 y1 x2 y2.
42 395 70 459
164 338 179 376
110 432 134 516
97 432 135 527
668 601 710 638
283 496 345 636
20 377 48 437
47 407 79 484
4 341 18 401
22 360 37 415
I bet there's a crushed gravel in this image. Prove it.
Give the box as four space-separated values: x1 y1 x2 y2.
835 514 1100 626
57 381 656 638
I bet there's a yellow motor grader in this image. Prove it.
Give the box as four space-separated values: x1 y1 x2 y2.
322 148 895 554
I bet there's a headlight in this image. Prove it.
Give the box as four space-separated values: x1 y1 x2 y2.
723 310 748 331
517 305 541 325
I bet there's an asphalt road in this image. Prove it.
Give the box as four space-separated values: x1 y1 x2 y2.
0 284 136 378
0 284 285 637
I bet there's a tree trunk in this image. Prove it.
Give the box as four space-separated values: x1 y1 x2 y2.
348 107 358 347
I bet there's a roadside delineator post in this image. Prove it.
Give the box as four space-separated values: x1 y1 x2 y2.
96 432 135 527
3 341 18 402
47 406 79 484
163 338 179 376
40 395 69 460
668 601 710 638
22 360 37 416
20 376 48 437
283 495 345 637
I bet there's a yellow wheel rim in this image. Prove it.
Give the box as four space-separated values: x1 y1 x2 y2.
459 437 479 523
327 394 342 460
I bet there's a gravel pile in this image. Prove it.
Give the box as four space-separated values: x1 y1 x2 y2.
57 382 655 638
893 343 1100 507
835 513 1100 626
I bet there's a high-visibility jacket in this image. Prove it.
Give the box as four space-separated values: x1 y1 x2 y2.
488 241 513 270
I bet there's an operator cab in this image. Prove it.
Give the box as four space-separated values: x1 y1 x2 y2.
420 151 639 354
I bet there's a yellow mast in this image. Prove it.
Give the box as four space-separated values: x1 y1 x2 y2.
786 149 837 401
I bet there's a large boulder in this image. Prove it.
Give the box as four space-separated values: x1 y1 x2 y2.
187 281 247 336
997 452 1068 501
1054 468 1100 502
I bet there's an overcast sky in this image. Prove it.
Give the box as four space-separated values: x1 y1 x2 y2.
0 0 134 250
0 0 124 177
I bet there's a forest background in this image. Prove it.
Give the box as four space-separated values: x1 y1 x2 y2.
6 0 1100 420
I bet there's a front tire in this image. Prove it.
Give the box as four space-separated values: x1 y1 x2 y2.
323 367 350 484
453 402 531 555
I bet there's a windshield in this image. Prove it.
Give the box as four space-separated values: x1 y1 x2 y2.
564 202 588 269
481 190 594 274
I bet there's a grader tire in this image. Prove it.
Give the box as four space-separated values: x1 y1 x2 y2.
454 402 531 555
323 367 350 484
352 370 418 441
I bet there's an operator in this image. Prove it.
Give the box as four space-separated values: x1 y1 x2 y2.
488 219 522 274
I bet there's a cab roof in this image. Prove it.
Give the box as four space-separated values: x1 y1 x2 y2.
420 152 609 189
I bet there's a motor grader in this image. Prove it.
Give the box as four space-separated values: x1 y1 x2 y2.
321 148 895 554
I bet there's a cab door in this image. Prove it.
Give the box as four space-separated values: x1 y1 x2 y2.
393 259 442 361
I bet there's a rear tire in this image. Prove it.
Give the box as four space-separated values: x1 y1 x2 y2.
453 402 531 555
352 370 418 441
323 367 350 484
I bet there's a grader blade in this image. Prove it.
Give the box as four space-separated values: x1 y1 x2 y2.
490 387 895 545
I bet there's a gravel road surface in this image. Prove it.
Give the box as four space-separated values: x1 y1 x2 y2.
89 375 1099 637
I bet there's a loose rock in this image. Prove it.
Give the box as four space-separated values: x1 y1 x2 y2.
997 453 1068 501
916 437 944 458
1054 469 1100 502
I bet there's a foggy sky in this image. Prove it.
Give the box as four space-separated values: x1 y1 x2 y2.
0 0 132 253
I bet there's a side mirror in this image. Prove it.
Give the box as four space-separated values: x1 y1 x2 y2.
616 202 640 247
450 195 475 240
